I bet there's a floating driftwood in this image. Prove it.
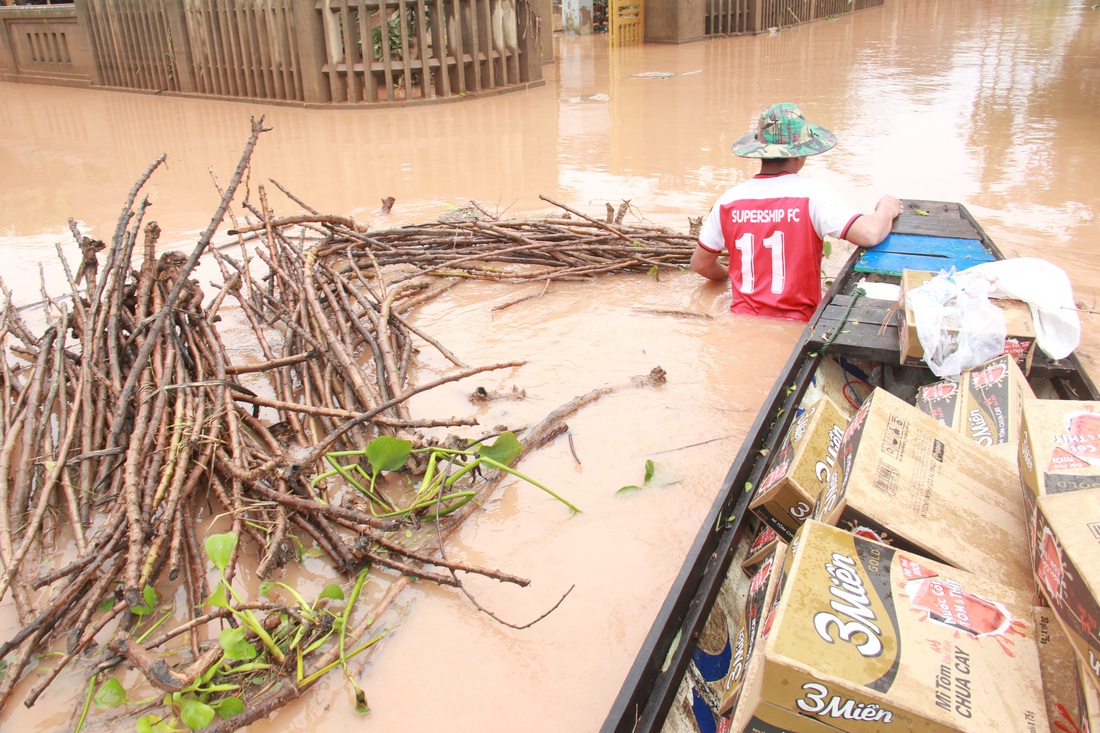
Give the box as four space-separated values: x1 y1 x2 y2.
0 118 693 730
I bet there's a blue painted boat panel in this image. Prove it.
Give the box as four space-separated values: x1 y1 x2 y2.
868 233 986 256
854 249 996 276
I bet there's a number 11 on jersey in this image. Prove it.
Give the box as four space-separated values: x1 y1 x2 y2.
734 231 786 295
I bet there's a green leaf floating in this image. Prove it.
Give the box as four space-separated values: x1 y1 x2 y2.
477 432 523 466
618 459 672 494
180 698 216 730
212 696 245 718
205 533 238 573
93 677 127 708
219 627 258 660
204 583 230 610
365 436 412 476
131 584 158 616
317 583 345 602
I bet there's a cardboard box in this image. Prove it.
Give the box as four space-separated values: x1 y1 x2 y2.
814 387 1035 597
916 378 965 429
960 354 1035 450
1034 606 1085 733
1018 399 1100 692
719 543 786 716
901 269 1038 371
1078 658 1100 733
750 396 847 541
727 521 1049 732
918 354 1035 463
740 523 780 576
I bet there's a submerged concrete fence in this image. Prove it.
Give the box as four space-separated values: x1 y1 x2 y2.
695 0 885 42
0 4 94 87
1 0 544 104
0 0 889 98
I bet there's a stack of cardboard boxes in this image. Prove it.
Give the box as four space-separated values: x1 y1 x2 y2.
728 352 1100 732
915 353 1035 464
1018 399 1100 730
721 521 1049 731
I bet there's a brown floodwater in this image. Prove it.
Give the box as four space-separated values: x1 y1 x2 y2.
2 0 1099 730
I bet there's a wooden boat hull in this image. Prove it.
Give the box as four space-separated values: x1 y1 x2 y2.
601 200 1099 733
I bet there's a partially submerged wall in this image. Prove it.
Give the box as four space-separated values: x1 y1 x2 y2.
0 4 95 87
645 0 887 44
1 0 545 105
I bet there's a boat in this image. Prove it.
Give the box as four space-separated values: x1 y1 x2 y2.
599 199 1100 733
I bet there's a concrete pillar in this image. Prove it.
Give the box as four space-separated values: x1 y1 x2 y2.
0 10 17 81
71 0 100 85
518 0 543 81
644 0 705 42
562 0 593 35
290 0 331 103
163 0 196 93
532 0 555 63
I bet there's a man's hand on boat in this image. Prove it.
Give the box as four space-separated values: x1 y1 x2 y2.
846 194 905 247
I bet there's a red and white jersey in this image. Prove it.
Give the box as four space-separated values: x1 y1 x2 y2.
698 173 861 321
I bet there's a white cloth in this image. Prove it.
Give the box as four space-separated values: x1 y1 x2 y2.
955 258 1080 360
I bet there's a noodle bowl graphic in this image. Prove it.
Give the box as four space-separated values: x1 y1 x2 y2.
969 362 1007 389
920 381 957 402
845 522 891 545
758 457 790 492
1037 525 1069 603
1056 409 1100 468
895 551 1029 656
904 576 1014 638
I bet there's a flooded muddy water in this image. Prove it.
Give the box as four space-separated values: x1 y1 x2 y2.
2 0 1100 730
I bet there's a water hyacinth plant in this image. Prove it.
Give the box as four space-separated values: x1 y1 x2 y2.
312 432 580 519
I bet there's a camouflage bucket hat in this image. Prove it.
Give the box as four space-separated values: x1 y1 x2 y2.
732 103 838 159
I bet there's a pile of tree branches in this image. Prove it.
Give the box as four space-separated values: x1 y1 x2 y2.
0 117 691 731
228 191 699 286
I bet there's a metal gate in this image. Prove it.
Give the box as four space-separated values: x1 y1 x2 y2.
609 0 642 46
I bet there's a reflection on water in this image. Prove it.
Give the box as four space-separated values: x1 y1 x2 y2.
2 0 1100 730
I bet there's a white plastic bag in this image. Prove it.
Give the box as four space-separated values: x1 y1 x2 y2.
905 269 1006 379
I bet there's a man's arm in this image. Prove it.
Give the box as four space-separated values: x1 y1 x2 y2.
844 195 904 247
691 245 728 281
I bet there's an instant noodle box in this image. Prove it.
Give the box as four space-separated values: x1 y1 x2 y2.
916 354 1034 463
726 520 1048 732
960 354 1033 451
741 524 782 576
813 387 1035 597
1033 607 1087 733
915 378 965 430
750 396 847 541
1077 658 1100 733
900 269 1037 372
719 543 787 717
1018 399 1100 692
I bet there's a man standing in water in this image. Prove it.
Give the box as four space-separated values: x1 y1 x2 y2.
691 103 903 321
